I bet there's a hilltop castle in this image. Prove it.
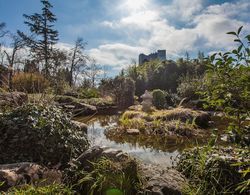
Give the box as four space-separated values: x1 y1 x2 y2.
139 50 166 65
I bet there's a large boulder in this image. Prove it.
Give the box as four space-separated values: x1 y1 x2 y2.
0 162 62 192
67 146 187 195
139 163 187 195
71 120 88 132
65 146 140 195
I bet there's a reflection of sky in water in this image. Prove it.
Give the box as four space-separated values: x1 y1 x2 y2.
87 118 179 167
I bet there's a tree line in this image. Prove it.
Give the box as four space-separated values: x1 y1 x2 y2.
0 0 102 92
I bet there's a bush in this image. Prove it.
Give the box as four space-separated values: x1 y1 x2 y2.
65 157 141 194
53 80 71 95
78 88 100 99
177 74 204 100
152 89 166 109
114 76 135 109
0 104 89 166
12 73 50 93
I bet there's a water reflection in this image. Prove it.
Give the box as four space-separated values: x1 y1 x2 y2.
76 114 228 166
77 115 185 166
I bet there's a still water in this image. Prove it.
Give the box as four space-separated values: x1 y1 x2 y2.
76 115 204 167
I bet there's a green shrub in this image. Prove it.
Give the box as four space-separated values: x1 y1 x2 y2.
53 80 71 95
177 146 250 194
177 74 204 100
78 88 100 99
12 73 50 93
65 157 141 195
152 89 166 109
0 104 89 166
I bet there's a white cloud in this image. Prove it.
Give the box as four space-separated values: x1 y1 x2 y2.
94 0 250 70
88 43 149 67
162 0 203 22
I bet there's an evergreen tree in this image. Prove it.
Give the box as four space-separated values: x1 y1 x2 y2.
18 0 58 78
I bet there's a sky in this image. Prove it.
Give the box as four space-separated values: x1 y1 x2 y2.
0 0 250 76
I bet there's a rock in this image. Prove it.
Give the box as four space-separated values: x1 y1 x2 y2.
126 128 140 135
71 147 188 194
76 146 104 168
71 120 88 132
0 92 28 107
55 96 97 116
75 146 132 170
0 162 62 191
139 163 187 195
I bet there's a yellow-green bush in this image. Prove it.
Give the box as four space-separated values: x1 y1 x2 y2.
152 89 166 109
13 73 49 93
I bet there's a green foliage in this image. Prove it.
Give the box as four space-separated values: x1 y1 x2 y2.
53 80 71 95
152 89 166 109
65 157 141 195
177 74 204 100
18 0 59 77
0 104 89 166
12 73 50 93
117 108 209 137
125 58 207 97
177 146 250 195
5 184 73 195
202 26 250 146
99 76 135 109
78 88 100 99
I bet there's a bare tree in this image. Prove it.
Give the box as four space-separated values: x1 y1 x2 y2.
85 58 102 88
4 34 25 90
69 38 87 86
50 48 67 77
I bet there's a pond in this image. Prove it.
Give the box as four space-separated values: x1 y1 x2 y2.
76 114 221 167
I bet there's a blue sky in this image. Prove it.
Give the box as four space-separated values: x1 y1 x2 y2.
0 0 250 76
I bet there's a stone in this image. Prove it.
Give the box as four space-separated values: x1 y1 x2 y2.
72 147 187 195
75 146 132 169
139 163 187 195
76 146 104 166
0 92 28 107
126 128 140 135
71 120 88 132
0 162 62 191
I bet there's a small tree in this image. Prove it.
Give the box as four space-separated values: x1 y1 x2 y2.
85 58 101 88
203 26 250 146
69 38 87 87
4 33 25 90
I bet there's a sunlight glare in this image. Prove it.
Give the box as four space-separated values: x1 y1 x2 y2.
123 0 149 11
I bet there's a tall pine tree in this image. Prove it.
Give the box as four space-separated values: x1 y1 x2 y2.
18 0 58 77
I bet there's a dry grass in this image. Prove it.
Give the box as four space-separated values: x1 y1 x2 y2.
118 107 210 138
